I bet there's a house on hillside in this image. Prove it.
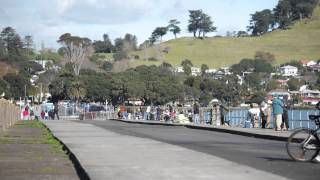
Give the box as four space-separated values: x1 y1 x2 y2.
174 66 184 73
191 67 201 76
205 69 217 74
279 65 298 76
277 79 289 88
290 89 320 105
267 89 290 101
306 64 320 72
300 60 317 67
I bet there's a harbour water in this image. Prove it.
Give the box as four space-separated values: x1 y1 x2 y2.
225 108 319 130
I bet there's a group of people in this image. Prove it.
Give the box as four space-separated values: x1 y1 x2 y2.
117 104 180 122
116 102 229 125
271 96 289 131
115 96 291 131
21 102 60 121
248 96 290 131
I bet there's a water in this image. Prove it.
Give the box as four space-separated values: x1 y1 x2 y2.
224 108 319 130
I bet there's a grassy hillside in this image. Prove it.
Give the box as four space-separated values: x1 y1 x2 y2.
131 6 320 68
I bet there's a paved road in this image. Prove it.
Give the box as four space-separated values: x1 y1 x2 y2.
82 120 320 180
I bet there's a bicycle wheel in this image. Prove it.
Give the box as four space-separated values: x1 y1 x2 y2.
286 128 320 162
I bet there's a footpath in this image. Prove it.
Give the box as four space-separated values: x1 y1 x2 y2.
0 120 79 180
44 119 291 180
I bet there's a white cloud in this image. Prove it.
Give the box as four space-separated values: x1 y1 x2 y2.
56 0 76 15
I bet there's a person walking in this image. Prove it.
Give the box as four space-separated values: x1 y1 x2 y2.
156 106 162 121
193 102 200 125
145 105 151 120
22 106 29 120
53 102 60 120
219 103 229 126
272 96 284 131
211 104 219 126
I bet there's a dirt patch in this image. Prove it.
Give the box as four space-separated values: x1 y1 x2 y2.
0 121 79 180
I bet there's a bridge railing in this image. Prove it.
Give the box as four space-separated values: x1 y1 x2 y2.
0 99 20 132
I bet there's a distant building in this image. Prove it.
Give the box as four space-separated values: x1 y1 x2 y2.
276 79 289 87
205 69 217 74
290 89 320 105
174 66 184 73
279 65 298 76
307 64 320 72
267 89 290 101
300 60 317 67
191 67 201 76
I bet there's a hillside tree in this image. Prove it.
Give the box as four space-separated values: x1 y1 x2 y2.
188 10 203 38
0 27 24 60
188 10 216 38
201 64 209 77
57 33 94 76
181 59 193 76
113 33 137 61
290 0 319 20
168 19 181 39
274 0 292 29
248 9 275 36
199 13 217 38
151 27 168 42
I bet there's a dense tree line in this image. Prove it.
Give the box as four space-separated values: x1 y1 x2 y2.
49 58 258 106
248 0 319 35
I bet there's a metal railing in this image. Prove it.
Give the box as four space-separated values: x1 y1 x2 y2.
56 103 320 130
0 99 20 132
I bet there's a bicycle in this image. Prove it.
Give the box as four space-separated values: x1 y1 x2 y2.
286 114 320 162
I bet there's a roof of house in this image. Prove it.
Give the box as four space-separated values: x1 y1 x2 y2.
280 65 298 69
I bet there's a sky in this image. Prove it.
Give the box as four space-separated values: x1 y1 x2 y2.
0 0 278 50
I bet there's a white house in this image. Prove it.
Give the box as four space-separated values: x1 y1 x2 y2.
301 60 317 67
174 66 184 73
191 67 201 76
279 65 298 76
205 69 217 74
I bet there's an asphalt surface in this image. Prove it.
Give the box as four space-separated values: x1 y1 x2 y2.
81 119 320 180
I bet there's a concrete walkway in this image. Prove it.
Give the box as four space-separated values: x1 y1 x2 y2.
44 120 290 180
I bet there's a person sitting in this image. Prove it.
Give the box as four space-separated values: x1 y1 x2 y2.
176 111 189 124
163 109 170 122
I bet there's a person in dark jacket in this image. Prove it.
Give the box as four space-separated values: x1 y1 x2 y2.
282 98 290 130
53 102 59 120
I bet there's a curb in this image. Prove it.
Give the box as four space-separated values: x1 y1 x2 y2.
43 122 91 180
108 119 289 142
184 125 288 142
109 118 183 127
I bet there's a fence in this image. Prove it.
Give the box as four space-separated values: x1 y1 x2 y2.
0 99 20 132
114 105 319 130
225 108 320 130
56 102 320 130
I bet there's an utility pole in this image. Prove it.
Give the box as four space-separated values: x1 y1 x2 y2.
40 83 43 103
24 84 27 97
24 84 27 105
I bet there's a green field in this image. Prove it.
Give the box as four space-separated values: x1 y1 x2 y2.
131 7 320 68
96 53 114 60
